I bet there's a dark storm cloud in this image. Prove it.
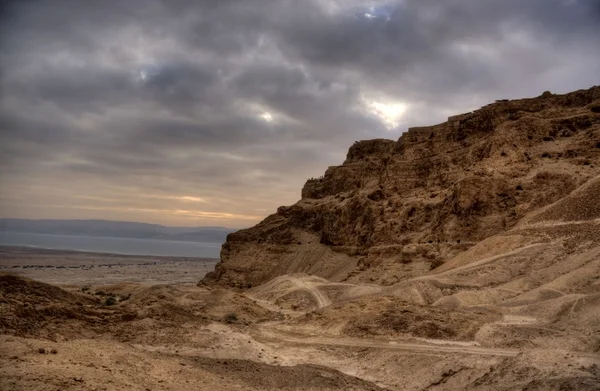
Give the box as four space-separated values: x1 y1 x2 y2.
271 0 600 98
1 0 599 226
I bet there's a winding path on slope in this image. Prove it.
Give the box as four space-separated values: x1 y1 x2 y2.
418 243 547 281
253 327 600 361
288 277 332 308
256 328 517 357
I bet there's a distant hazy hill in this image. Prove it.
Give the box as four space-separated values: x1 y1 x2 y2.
0 219 235 243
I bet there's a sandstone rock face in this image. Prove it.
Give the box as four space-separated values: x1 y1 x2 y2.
204 87 600 288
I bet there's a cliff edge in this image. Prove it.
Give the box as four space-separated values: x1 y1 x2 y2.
203 86 600 288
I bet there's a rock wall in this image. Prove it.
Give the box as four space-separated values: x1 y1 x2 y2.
203 86 600 288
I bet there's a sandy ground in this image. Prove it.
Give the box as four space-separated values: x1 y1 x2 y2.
1 247 599 390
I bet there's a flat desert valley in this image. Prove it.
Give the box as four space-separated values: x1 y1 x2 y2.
0 246 218 286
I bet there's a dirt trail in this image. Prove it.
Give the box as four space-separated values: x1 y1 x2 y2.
418 243 547 281
288 277 332 308
528 218 600 227
254 327 519 357
254 327 600 361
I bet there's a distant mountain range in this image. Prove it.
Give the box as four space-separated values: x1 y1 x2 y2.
0 219 236 243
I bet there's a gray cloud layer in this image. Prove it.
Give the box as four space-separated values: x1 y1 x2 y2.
1 0 599 227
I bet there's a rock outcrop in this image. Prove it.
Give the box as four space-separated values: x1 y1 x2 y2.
204 86 600 288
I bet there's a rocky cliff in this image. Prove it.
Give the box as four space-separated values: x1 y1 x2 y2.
204 87 600 288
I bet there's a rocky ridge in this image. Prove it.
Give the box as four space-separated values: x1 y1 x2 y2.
205 86 600 288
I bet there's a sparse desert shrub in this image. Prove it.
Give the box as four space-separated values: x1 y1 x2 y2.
50 348 57 354
104 297 117 306
38 348 46 354
223 312 238 324
120 313 136 322
430 258 444 270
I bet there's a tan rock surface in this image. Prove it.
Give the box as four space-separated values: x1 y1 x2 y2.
205 86 600 288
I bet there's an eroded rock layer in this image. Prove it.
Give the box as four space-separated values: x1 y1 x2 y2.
204 87 600 288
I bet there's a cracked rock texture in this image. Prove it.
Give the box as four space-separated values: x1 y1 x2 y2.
204 86 600 288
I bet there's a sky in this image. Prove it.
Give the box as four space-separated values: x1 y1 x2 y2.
1 0 599 228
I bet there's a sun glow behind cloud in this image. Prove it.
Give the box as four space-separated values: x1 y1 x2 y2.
174 196 207 203
29 204 263 223
260 112 274 122
135 64 161 83
363 98 407 130
173 209 262 220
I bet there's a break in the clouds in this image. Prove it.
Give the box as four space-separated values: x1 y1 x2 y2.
1 0 599 227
